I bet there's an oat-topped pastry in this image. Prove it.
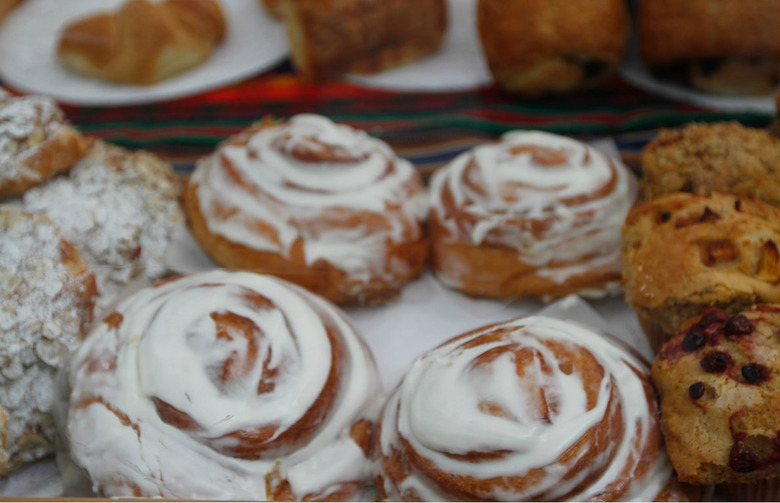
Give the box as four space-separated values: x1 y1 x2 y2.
640 122 780 208
0 91 90 198
621 192 780 352
652 305 780 500
0 208 97 475
22 141 183 309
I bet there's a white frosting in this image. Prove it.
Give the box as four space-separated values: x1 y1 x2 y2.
66 270 382 500
375 315 675 501
429 131 637 287
190 114 428 285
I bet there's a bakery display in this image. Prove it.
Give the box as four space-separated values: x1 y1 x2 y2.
0 208 97 475
652 305 780 499
276 0 447 80
621 192 780 353
640 122 780 208
477 0 629 95
63 270 381 499
429 130 637 300
373 314 699 501
183 114 429 306
0 91 91 198
21 140 183 309
638 0 780 95
56 0 227 85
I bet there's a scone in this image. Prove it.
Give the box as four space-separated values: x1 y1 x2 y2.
183 114 429 306
277 0 447 80
429 130 637 300
0 91 91 198
640 122 780 208
0 208 97 475
56 0 226 85
22 141 183 310
477 0 629 95
638 0 780 95
652 305 780 499
621 192 780 352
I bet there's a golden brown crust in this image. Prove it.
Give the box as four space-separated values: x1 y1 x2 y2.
652 305 780 485
260 0 282 18
639 0 780 95
280 0 447 80
56 0 226 85
640 122 780 208
0 95 91 198
477 0 628 95
621 192 780 352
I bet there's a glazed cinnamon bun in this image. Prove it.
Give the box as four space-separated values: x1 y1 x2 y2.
183 114 429 306
429 130 637 300
0 208 96 475
373 315 699 501
0 92 91 198
64 270 382 500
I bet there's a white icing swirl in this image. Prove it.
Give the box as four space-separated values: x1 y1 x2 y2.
374 315 676 501
190 114 428 283
66 270 382 500
429 130 636 285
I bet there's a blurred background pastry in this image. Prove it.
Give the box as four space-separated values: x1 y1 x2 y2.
640 121 780 207
272 0 447 80
652 305 780 500
429 130 636 300
0 208 96 476
64 270 381 499
621 192 780 352
183 114 429 306
638 0 780 95
373 314 700 501
477 0 629 95
56 0 226 85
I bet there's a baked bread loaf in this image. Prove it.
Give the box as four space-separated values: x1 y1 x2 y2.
640 122 780 208
260 0 282 18
22 141 183 310
56 0 226 85
277 0 447 80
477 0 629 95
0 92 90 198
638 0 780 95
0 208 96 475
64 270 381 499
429 130 636 300
373 315 700 501
183 114 429 306
621 192 780 352
652 305 780 498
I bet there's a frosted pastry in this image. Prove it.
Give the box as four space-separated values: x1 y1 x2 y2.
64 270 382 499
429 130 637 300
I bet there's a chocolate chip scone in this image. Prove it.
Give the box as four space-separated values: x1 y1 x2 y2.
621 192 780 352
652 305 780 498
640 122 780 208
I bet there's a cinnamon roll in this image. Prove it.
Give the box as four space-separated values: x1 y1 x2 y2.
64 270 382 500
0 208 96 475
0 92 91 198
183 114 429 306
429 130 637 300
373 315 699 501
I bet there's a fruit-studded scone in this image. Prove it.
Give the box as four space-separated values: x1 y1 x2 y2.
652 305 780 500
621 192 780 352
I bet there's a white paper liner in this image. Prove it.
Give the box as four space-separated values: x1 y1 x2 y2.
0 0 289 106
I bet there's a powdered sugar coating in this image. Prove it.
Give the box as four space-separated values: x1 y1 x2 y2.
22 141 183 309
0 208 95 474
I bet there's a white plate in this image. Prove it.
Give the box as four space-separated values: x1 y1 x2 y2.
348 0 492 92
0 0 289 106
619 28 777 114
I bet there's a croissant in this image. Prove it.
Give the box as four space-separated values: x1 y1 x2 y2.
56 0 226 85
